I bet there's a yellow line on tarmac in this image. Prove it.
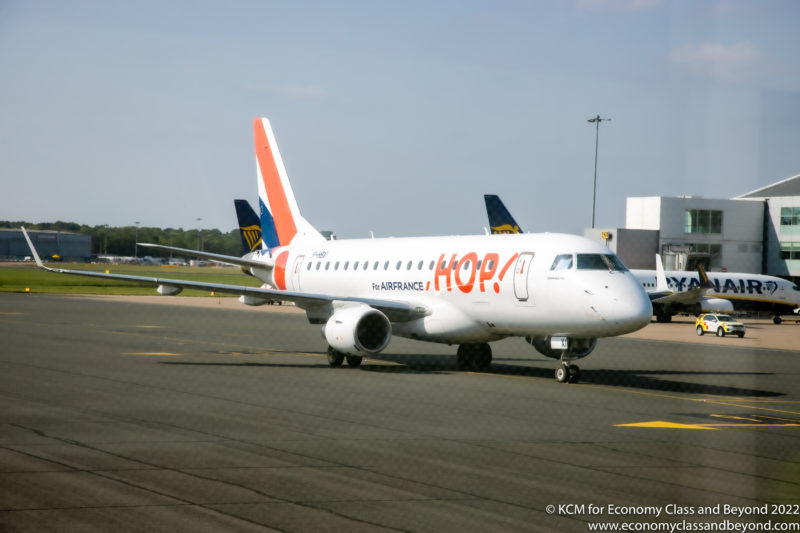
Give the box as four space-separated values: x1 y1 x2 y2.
123 352 181 356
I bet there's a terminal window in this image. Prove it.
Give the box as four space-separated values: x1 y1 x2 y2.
780 242 800 260
685 209 722 234
780 207 800 234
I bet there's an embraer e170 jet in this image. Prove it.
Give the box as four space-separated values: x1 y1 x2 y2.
23 118 652 383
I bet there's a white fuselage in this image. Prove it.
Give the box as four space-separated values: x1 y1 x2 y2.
258 233 652 344
632 268 800 313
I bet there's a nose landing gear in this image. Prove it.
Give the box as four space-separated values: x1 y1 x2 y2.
555 352 581 384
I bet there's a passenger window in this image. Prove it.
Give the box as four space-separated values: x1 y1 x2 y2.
418 260 423 270
307 263 312 270
550 254 574 271
407 261 412 270
384 261 389 270
373 261 379 270
396 261 402 270
325 262 330 270
486 260 494 270
477 260 482 270
316 262 321 270
334 261 340 270
429 260 435 270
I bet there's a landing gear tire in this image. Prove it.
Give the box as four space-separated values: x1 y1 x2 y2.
773 316 782 325
346 355 363 368
696 326 704 336
457 343 492 371
327 347 345 368
568 364 581 383
656 312 672 323
555 366 569 383
716 327 725 337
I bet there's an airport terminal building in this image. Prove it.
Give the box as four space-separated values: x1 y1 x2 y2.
0 229 91 261
589 174 800 282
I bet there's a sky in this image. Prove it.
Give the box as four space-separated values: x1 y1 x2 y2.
1 0 799 238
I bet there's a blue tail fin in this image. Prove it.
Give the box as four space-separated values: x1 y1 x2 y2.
234 199 267 254
484 194 523 234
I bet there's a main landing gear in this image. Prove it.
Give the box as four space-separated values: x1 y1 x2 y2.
456 343 492 371
326 346 363 368
555 352 581 384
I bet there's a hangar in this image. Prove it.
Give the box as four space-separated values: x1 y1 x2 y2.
0 229 91 261
588 174 800 282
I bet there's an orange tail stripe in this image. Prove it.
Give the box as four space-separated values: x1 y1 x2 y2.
254 119 297 246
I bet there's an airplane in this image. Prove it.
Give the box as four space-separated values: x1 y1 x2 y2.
483 194 800 323
22 118 653 383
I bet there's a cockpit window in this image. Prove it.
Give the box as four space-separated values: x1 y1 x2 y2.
550 254 574 271
793 284 800 292
576 253 629 272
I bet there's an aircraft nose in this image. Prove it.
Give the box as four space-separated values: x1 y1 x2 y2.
612 280 652 333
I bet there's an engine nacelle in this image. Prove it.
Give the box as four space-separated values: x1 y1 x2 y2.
700 298 734 314
323 305 392 356
525 336 597 360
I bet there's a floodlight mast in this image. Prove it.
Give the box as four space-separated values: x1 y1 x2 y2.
588 114 611 229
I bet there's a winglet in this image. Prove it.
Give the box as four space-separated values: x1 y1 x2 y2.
697 263 714 289
21 227 50 271
655 254 669 292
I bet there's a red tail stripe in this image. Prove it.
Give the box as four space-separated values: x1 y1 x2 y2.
254 120 297 246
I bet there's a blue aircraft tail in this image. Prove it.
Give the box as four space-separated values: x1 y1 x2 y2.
484 194 523 234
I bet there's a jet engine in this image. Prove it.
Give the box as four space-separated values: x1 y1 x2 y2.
323 305 392 356
699 298 734 314
525 336 597 360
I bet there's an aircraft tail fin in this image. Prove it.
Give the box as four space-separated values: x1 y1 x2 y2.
655 254 669 292
484 194 523 234
254 118 324 247
234 199 270 254
697 263 714 289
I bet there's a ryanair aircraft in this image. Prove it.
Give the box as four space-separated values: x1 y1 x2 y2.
23 118 653 383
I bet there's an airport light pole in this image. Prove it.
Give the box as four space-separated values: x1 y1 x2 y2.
103 224 109 255
587 114 611 229
134 221 140 260
196 218 202 252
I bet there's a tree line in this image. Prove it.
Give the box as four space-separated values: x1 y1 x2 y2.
2 221 244 257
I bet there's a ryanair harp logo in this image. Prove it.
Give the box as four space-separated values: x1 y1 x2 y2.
241 225 262 252
490 224 520 234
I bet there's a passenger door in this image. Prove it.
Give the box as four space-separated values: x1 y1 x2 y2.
290 255 304 291
513 252 535 303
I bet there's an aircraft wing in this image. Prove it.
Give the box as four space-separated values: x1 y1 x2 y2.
651 287 708 305
647 254 713 305
137 242 270 270
22 228 426 322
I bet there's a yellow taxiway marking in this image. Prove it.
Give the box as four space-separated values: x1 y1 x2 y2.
617 421 800 430
617 421 718 430
618 412 800 430
135 325 163 329
123 352 181 356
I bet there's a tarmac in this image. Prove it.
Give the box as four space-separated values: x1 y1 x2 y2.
1 293 799 532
